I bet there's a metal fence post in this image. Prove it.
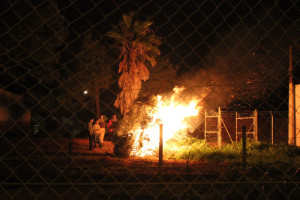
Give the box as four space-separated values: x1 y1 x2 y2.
242 126 247 172
236 112 238 142
159 123 163 176
218 107 222 147
288 45 296 145
254 109 258 141
205 110 207 142
270 111 274 145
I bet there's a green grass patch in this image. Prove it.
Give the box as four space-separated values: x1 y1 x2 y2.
163 137 299 165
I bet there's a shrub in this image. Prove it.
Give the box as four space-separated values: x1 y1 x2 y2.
113 101 155 157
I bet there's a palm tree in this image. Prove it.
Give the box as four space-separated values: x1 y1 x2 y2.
107 13 161 114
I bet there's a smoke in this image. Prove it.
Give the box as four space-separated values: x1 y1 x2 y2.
176 50 281 112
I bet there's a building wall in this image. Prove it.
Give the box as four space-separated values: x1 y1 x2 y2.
0 106 9 121
0 89 31 132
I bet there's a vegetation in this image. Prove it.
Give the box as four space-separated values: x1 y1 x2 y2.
112 93 298 166
113 105 299 166
1 0 69 124
113 99 156 157
163 137 299 165
61 33 113 118
107 13 161 114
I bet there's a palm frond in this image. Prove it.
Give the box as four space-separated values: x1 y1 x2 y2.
122 13 134 29
107 31 122 40
145 55 157 67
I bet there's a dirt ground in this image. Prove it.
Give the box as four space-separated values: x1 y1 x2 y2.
1 137 300 200
72 138 115 155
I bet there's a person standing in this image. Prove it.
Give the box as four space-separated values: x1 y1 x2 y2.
92 120 102 148
88 118 94 150
99 115 106 145
107 115 117 141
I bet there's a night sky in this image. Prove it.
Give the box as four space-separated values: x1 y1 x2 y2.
0 0 299 116
53 0 299 67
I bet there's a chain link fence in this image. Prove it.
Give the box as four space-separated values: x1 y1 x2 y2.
1 0 300 199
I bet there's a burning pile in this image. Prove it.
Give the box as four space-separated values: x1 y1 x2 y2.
130 87 203 156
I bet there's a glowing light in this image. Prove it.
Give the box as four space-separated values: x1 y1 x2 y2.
83 90 88 95
130 86 203 156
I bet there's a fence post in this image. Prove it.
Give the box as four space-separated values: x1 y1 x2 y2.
242 126 247 172
236 112 238 142
270 111 274 144
204 110 207 143
254 109 258 141
288 45 296 145
218 107 222 147
159 123 163 176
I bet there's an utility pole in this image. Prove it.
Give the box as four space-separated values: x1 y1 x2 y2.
288 45 295 145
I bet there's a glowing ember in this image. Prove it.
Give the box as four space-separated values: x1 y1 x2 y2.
130 86 202 156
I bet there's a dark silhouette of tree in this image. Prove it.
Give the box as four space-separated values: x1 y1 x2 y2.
1 0 68 70
59 33 113 118
0 0 69 123
107 13 161 114
77 33 113 118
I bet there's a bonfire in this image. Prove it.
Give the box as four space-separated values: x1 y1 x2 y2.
130 86 203 156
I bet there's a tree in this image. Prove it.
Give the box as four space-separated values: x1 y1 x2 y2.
107 13 161 114
1 0 68 71
0 0 69 124
60 33 113 118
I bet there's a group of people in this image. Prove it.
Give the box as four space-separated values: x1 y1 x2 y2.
88 115 118 150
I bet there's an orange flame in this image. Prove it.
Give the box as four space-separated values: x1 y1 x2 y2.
130 86 202 156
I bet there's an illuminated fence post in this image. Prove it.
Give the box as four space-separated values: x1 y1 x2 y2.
217 107 222 147
270 111 274 145
159 123 163 175
254 109 258 141
242 126 247 172
236 112 238 142
204 110 207 142
289 45 296 145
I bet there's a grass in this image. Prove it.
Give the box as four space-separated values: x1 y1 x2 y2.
162 137 300 166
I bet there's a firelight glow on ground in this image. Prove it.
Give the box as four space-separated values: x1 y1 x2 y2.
130 87 203 156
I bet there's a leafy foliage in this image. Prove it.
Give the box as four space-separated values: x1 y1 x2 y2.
107 13 161 114
113 100 156 157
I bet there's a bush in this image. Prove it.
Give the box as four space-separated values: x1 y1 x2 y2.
113 101 155 157
113 134 133 158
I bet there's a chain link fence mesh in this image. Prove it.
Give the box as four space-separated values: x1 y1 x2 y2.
1 0 300 199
